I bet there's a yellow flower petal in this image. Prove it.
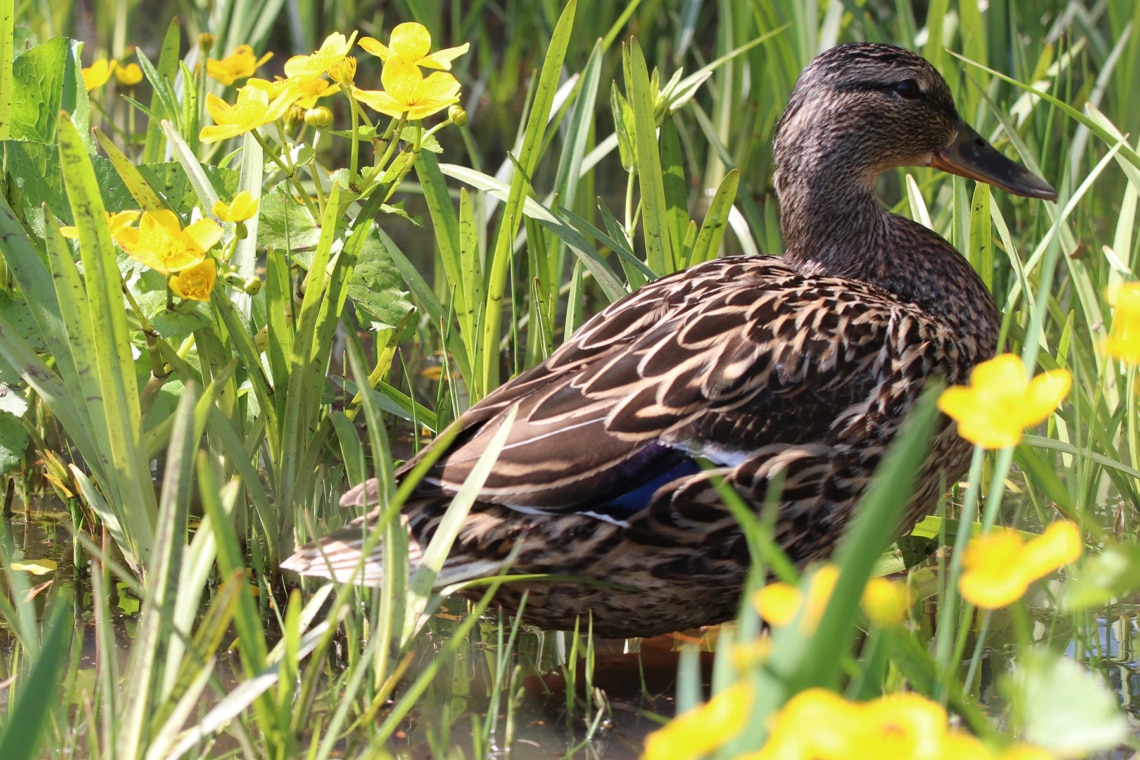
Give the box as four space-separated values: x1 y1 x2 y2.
115 62 143 86
115 210 221 274
359 23 469 70
959 523 1081 610
959 528 1028 609
60 210 140 240
284 32 352 80
1017 521 1082 581
860 577 910 628
200 85 297 143
1104 282 1140 362
997 745 1057 760
862 692 948 758
642 681 752 760
82 58 117 91
207 44 273 86
169 257 217 301
213 191 259 223
938 354 1070 449
937 731 997 760
389 22 432 60
353 58 461 120
753 565 837 632
752 581 803 628
754 688 864 760
1023 371 1073 427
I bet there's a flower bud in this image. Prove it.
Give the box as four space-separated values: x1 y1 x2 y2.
447 104 468 126
199 33 216 55
304 106 334 128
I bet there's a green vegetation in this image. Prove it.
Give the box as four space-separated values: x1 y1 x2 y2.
0 0 1138 757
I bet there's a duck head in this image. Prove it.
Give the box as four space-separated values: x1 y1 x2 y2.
773 43 1055 272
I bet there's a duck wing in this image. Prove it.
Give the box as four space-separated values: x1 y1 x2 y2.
343 256 956 532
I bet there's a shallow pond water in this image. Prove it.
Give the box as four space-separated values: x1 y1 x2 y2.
2 500 1138 758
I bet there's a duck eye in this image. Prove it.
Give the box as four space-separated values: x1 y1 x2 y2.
894 79 920 99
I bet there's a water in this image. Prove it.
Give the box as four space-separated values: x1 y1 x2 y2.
3 499 1137 758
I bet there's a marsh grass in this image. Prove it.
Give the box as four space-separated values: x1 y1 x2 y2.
0 0 1139 757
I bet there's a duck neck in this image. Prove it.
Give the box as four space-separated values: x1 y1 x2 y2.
778 172 1000 355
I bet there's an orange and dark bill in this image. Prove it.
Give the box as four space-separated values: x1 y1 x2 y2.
928 118 1057 202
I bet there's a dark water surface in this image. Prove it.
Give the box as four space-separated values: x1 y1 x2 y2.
3 501 1138 757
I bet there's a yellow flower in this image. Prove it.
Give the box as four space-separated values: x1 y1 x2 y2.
82 58 117 91
937 731 997 760
288 76 339 109
213 191 259 223
283 32 353 80
934 733 1057 760
200 84 297 143
959 521 1082 609
1103 282 1140 362
642 681 752 760
359 22 469 70
754 565 837 631
328 56 357 87
168 257 218 301
60 210 141 240
997 746 1056 760
353 58 461 120
937 354 1071 449
861 576 910 628
207 44 273 86
114 210 223 274
756 689 955 760
753 565 910 632
115 62 143 86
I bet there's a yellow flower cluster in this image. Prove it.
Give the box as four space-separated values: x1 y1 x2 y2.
752 689 1053 760
959 521 1082 609
938 354 1071 449
199 24 469 144
642 686 1055 760
643 682 751 760
207 44 273 86
82 58 142 90
753 565 910 632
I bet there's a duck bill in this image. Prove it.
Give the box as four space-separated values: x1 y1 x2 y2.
928 119 1057 201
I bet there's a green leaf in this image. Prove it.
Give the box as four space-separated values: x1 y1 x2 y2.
0 601 71 760
258 186 322 256
10 37 89 149
1002 647 1129 756
0 385 29 474
136 161 240 214
625 38 674 275
348 232 415 332
0 291 47 383
142 18 183 163
2 140 130 226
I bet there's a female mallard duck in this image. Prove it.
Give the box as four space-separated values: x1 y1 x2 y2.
283 43 1056 638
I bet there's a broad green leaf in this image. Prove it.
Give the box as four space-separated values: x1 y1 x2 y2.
10 37 89 148
348 232 415 332
258 186 322 256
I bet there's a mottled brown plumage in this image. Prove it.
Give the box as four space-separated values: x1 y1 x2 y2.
282 43 1055 637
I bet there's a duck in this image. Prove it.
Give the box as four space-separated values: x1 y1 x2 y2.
282 42 1056 638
